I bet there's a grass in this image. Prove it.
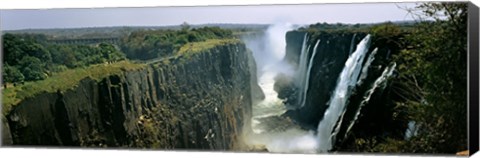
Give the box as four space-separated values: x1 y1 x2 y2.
2 61 145 115
176 38 241 57
2 39 242 115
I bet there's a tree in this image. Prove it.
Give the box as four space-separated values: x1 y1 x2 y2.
180 22 191 32
24 43 52 63
3 34 26 65
392 2 467 153
18 56 46 81
98 43 125 62
3 64 25 84
119 26 233 60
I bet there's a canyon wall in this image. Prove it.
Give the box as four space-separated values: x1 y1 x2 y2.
3 41 260 150
278 30 403 149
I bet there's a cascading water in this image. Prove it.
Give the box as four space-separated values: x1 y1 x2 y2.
244 30 392 153
243 23 293 134
331 47 381 144
251 71 287 134
348 34 357 55
316 34 372 152
295 34 309 108
242 24 319 153
299 39 321 109
357 48 378 86
344 63 397 139
405 121 419 140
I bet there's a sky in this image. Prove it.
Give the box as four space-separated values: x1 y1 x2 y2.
0 2 419 31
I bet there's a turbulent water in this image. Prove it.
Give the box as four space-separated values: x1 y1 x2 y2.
243 25 394 153
242 23 319 153
251 71 287 134
344 62 397 139
357 48 379 86
316 34 372 152
242 23 292 135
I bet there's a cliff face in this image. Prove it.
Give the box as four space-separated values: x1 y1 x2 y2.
280 31 367 129
279 30 402 148
3 42 258 150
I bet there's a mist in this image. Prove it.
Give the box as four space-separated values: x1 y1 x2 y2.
242 23 295 77
241 23 321 153
244 128 318 153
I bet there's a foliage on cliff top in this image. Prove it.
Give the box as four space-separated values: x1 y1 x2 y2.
2 61 145 115
120 26 234 60
388 2 467 153
298 21 415 34
176 38 242 56
2 33 126 84
339 2 467 154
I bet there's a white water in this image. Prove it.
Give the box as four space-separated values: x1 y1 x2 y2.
295 34 309 108
344 63 396 138
316 34 372 152
241 24 296 134
246 128 318 153
244 31 388 153
242 23 315 152
405 121 419 140
251 71 287 133
348 34 357 55
243 23 295 76
357 48 379 86
242 23 324 153
299 39 321 108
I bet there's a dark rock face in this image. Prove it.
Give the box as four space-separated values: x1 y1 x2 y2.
278 30 402 148
3 43 259 150
280 31 367 129
1 116 12 145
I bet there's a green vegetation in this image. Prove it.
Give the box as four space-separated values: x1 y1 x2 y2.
120 26 234 60
1 5 465 152
2 26 236 85
2 25 249 87
389 2 467 153
344 2 467 154
2 61 145 115
177 38 241 56
300 21 415 34
2 33 126 84
2 26 239 115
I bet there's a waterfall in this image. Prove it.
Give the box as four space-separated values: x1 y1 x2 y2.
316 34 371 152
295 33 309 108
244 29 394 153
405 121 419 140
245 23 293 133
344 63 396 139
348 34 357 55
299 39 321 108
329 48 379 144
243 23 322 154
357 48 378 86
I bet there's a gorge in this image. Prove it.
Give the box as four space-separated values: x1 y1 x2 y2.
242 24 401 153
1 23 413 153
2 39 261 150
1 2 469 155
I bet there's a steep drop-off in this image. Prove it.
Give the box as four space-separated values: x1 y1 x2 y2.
277 30 403 149
280 31 367 128
2 40 260 150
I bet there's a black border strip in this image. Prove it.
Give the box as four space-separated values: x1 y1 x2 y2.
469 1 479 156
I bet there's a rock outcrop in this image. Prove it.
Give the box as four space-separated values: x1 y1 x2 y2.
280 31 367 129
277 30 403 149
3 41 259 150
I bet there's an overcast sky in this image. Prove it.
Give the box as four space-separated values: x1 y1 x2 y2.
0 2 418 30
